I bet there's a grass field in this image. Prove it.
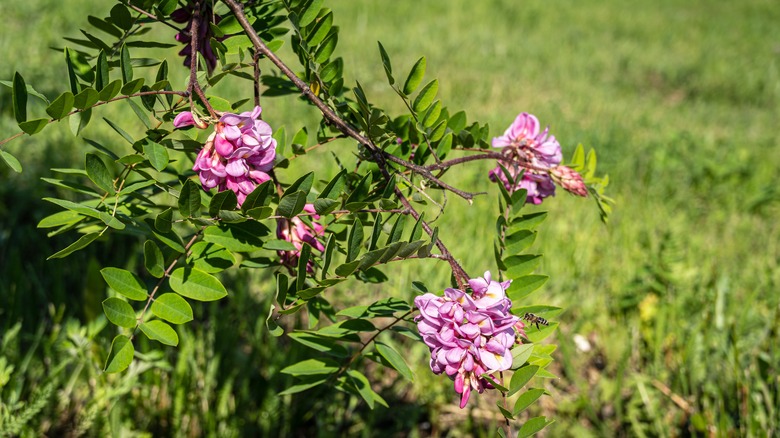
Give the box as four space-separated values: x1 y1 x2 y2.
2 0 779 436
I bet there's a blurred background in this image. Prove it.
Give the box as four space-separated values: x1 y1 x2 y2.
1 0 779 436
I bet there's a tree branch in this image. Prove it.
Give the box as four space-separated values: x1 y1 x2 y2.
222 0 471 288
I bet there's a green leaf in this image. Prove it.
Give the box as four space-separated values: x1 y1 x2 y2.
178 179 202 217
45 92 75 120
104 335 133 373
169 267 228 301
421 100 442 128
512 343 535 368
346 369 387 409
504 254 542 278
266 304 284 336
143 240 165 278
335 260 360 277
285 170 314 195
73 88 100 110
403 57 426 95
508 275 549 301
277 376 329 395
313 198 339 215
321 234 335 279
288 332 349 357
518 416 553 438
297 243 312 291
155 207 173 233
409 213 424 242
319 58 342 83
43 197 123 229
386 214 406 245
277 191 307 218
505 230 536 255
299 0 323 27
102 297 136 328
18 118 48 135
151 293 194 324
448 110 467 132
412 79 438 113
241 180 273 212
514 389 547 415
69 108 92 136
111 4 133 30
103 117 134 144
209 190 238 216
429 118 447 142
314 32 338 63
202 222 270 252
375 342 413 381
187 241 235 273
99 79 122 101
280 358 338 376
263 239 297 251
509 212 548 232
95 50 109 91
121 78 145 95
47 232 99 259
142 140 169 172
347 217 363 262
140 320 178 346
377 41 394 85
12 72 27 123
276 272 289 304
525 322 558 343
509 365 540 397
85 153 115 194
0 151 22 173
64 48 80 94
318 169 346 199
100 267 148 301
307 11 333 46
120 44 132 83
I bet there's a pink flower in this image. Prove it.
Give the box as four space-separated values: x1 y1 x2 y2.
489 113 563 205
179 106 277 207
173 111 196 128
492 113 562 169
414 271 523 408
277 204 326 271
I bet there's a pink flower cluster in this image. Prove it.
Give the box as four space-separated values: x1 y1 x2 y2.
277 204 326 271
414 271 524 408
174 107 277 207
489 112 563 204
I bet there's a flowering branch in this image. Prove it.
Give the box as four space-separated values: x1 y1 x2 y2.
221 0 472 288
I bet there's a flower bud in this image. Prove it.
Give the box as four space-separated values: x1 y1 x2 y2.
550 165 588 197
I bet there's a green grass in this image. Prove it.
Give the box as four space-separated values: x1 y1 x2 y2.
2 0 779 435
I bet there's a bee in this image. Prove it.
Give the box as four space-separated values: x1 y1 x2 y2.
523 313 549 330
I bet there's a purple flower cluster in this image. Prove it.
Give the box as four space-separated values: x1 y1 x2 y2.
414 271 525 408
489 113 563 204
174 106 277 207
277 204 326 271
171 2 223 73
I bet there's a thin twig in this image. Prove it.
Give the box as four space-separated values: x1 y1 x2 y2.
188 2 217 118
133 228 205 339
